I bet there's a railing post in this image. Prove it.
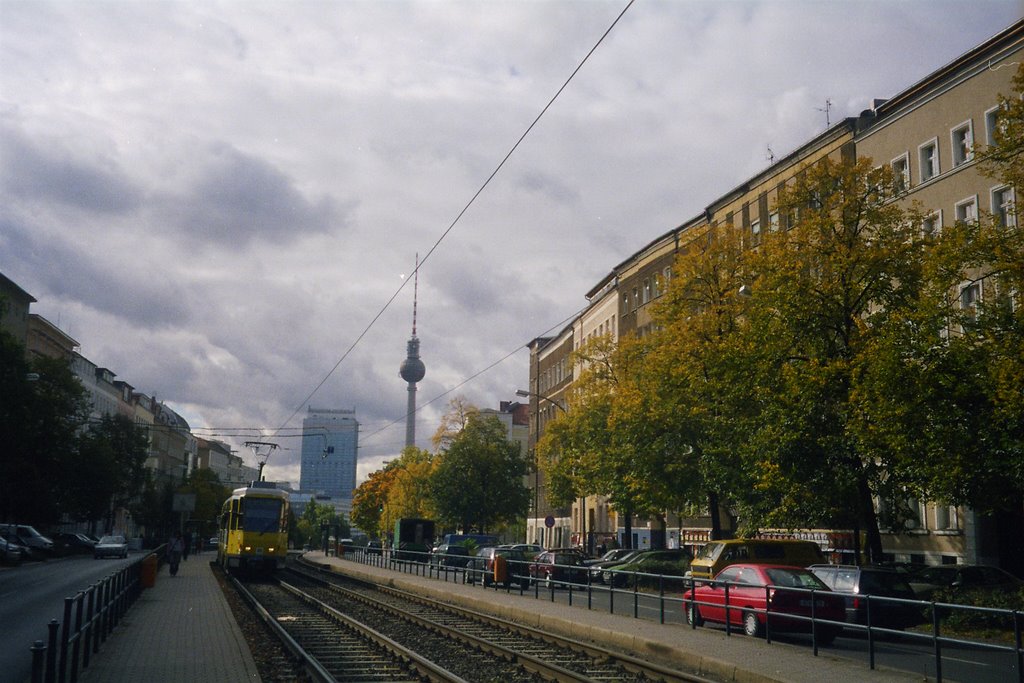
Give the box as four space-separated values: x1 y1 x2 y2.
70 593 85 682
31 640 46 683
658 574 665 625
59 597 73 683
932 601 943 683
764 585 772 645
1014 609 1022 683
45 619 59 683
724 582 732 636
809 587 817 656
866 595 875 670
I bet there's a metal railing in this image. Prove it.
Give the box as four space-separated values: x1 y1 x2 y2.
29 548 164 683
342 548 1024 682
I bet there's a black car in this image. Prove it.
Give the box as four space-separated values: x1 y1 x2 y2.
467 546 530 587
809 564 922 630
908 565 1024 600
54 532 97 554
366 540 383 555
602 548 691 587
430 543 471 567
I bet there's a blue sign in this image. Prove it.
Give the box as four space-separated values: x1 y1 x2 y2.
544 515 555 528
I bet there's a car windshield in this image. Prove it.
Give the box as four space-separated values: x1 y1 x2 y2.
99 536 124 544
915 567 955 582
695 542 722 560
764 568 828 589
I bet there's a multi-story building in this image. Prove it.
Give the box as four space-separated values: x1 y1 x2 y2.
26 314 78 361
299 407 359 512
0 271 35 344
525 19 1023 569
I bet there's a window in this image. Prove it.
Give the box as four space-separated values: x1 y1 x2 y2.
960 281 981 321
662 266 671 286
985 105 1005 146
769 211 779 232
919 138 939 182
751 218 761 236
934 505 957 531
642 279 651 304
632 287 639 311
622 292 630 311
922 211 942 237
992 186 1016 227
891 154 910 193
955 196 978 224
950 121 973 166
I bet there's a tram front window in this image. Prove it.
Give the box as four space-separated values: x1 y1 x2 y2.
242 498 282 533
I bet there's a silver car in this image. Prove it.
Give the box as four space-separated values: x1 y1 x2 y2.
94 535 128 559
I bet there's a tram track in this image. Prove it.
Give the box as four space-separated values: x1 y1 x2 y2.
280 562 718 683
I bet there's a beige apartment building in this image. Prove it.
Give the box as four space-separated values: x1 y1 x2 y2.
524 20 1023 569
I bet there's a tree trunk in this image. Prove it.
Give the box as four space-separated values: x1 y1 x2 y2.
708 491 722 540
857 476 884 564
622 508 633 549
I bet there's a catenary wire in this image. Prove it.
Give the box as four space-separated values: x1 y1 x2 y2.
263 1 636 467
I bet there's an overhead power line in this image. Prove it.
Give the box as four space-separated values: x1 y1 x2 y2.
263 1 636 468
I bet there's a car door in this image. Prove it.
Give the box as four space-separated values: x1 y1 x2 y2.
700 566 744 623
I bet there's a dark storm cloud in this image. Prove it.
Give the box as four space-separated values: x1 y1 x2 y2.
0 124 142 213
167 143 346 246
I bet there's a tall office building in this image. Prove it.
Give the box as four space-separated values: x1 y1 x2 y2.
299 407 359 505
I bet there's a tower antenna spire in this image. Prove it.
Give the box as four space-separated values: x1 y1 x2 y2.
412 253 419 337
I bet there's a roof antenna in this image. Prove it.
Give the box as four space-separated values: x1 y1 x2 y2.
412 253 419 337
766 145 775 165
816 98 833 128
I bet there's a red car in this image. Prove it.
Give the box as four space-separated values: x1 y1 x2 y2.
685 563 845 644
528 550 588 588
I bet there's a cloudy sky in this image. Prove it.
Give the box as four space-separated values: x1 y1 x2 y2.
1 1 1019 486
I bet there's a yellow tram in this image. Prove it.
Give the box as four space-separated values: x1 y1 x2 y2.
218 481 289 573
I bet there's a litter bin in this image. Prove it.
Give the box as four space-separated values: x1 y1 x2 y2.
493 554 508 585
141 553 158 588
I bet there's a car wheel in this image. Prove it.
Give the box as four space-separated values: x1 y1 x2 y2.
686 602 704 627
743 611 765 638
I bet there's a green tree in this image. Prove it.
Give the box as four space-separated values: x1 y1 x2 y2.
70 414 150 528
731 157 924 560
430 412 529 533
0 331 90 524
178 468 230 540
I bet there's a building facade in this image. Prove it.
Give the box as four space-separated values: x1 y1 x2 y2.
299 407 359 510
524 20 1023 569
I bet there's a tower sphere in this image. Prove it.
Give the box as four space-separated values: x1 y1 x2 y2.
400 356 425 383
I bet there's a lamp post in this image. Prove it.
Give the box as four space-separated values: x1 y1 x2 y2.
515 388 576 550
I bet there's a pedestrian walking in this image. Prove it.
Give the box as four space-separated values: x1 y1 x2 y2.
167 531 185 576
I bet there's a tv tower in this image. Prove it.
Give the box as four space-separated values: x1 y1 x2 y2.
399 256 426 448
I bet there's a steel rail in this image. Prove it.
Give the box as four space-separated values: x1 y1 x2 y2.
232 573 469 683
289 563 717 683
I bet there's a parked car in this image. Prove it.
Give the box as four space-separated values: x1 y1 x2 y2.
0 536 23 565
689 539 825 580
586 547 636 566
1 524 54 557
528 550 588 588
54 532 97 555
207 536 219 550
603 548 692 587
366 540 383 555
94 535 129 559
809 564 922 630
589 549 646 583
685 563 845 644
908 565 1024 600
506 543 543 560
0 527 45 560
467 546 530 587
430 543 471 567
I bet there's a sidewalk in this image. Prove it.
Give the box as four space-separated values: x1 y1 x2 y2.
305 551 925 683
76 552 260 683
